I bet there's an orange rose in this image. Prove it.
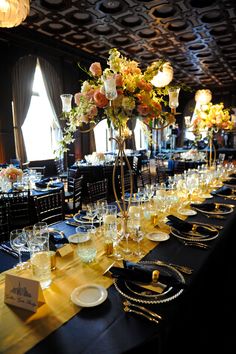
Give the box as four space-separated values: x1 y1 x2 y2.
89 62 102 77
93 90 109 108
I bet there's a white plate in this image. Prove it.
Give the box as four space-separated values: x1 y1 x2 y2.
199 193 213 199
146 232 170 242
178 208 197 216
68 233 90 244
71 284 108 307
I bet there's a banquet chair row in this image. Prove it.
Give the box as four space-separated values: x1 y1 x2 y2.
64 176 83 215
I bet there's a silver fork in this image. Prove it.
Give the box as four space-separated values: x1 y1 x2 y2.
123 306 159 324
123 300 162 320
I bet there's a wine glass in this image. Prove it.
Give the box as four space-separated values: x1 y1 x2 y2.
10 229 28 269
132 229 144 257
33 222 49 251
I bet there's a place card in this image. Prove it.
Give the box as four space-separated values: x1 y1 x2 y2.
56 244 74 257
4 273 45 312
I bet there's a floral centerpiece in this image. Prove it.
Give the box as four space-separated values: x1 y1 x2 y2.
59 48 175 151
192 102 233 166
1 165 23 182
193 102 233 139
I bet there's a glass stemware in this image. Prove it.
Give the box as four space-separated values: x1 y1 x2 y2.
133 229 144 257
33 222 49 251
10 229 28 269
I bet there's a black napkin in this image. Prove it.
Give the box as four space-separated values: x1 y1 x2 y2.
229 173 236 178
49 233 68 250
191 202 216 212
167 215 216 236
191 202 230 213
35 180 61 189
223 178 236 185
211 186 232 196
109 260 185 289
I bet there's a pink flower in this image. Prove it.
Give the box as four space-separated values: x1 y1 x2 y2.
89 62 102 77
74 93 83 105
93 90 109 108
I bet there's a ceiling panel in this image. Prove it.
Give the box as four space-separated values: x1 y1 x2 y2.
2 0 236 88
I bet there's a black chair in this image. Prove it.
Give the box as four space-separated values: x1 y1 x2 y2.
64 176 83 215
118 171 135 197
155 158 169 183
87 178 108 203
0 199 9 242
2 190 32 231
34 190 65 225
54 158 68 181
140 168 152 187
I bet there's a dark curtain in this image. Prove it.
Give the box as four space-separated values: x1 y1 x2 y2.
12 55 37 163
38 56 63 130
126 117 137 150
74 124 96 160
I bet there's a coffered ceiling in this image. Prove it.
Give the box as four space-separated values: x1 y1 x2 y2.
2 0 236 89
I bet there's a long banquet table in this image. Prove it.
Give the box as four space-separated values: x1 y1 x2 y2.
0 192 235 354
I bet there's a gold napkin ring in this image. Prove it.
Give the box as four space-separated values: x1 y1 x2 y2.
152 270 160 283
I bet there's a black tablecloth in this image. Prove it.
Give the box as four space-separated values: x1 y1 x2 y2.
1 194 235 354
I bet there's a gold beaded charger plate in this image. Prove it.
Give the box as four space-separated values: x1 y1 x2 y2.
114 261 185 304
192 203 233 215
170 222 219 242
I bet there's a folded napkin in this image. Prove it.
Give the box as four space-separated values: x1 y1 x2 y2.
229 173 236 178
49 232 68 251
190 202 216 212
167 215 216 236
109 260 185 289
35 180 61 189
211 186 232 196
191 202 230 213
223 178 236 185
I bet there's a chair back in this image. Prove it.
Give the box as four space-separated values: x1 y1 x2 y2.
34 190 65 225
1 190 31 231
118 171 135 196
140 168 152 187
0 199 9 241
87 179 108 203
155 158 168 183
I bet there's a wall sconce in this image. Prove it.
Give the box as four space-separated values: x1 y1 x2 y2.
0 0 29 27
151 62 174 88
60 94 73 113
168 87 180 114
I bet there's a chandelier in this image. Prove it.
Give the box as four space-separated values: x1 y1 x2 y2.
0 0 29 28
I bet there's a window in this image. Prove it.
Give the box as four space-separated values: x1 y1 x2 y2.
134 119 148 150
94 119 114 152
22 60 62 161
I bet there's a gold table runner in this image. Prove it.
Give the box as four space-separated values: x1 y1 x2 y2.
0 216 166 354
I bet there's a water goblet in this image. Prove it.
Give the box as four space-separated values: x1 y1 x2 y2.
10 229 28 269
33 222 49 251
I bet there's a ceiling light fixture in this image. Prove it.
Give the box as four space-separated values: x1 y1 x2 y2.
195 89 212 105
0 0 29 28
151 62 174 88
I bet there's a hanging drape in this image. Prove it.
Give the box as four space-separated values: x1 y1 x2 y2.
12 55 37 163
126 117 137 150
38 57 63 130
74 124 96 160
